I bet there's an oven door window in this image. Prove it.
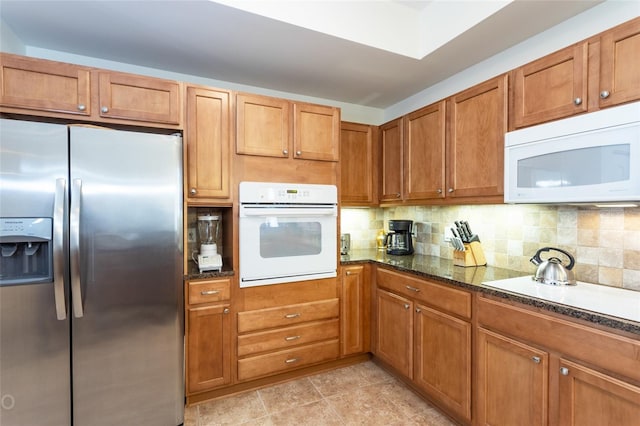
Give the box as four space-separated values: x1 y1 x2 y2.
260 221 321 258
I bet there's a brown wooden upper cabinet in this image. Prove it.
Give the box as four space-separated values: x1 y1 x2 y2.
380 76 506 204
0 53 182 128
597 17 640 109
379 117 404 202
340 122 377 205
236 93 339 162
97 71 181 125
0 53 92 117
448 74 507 199
185 85 231 202
512 17 640 129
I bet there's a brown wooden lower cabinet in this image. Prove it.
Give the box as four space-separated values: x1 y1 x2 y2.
415 305 471 422
558 359 640 426
341 265 371 356
477 295 640 426
476 328 549 426
186 303 231 394
374 272 473 424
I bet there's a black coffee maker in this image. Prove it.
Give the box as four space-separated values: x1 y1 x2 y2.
385 220 414 255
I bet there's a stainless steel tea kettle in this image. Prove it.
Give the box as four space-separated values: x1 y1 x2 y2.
530 247 577 286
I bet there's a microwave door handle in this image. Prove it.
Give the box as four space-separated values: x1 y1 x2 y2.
53 178 67 320
70 178 84 318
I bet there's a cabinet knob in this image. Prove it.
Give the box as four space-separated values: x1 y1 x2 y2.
404 304 410 310
448 188 454 193
296 151 302 156
437 189 442 194
283 149 288 155
532 356 541 364
346 271 352 275
190 188 197 195
573 97 582 106
223 308 230 314
101 106 109 113
560 367 570 376
396 193 401 198
600 90 610 99
77 104 86 111
415 308 421 313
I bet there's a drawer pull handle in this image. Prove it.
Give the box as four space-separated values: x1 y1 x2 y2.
200 290 220 296
406 285 420 292
285 335 301 341
285 358 299 364
284 313 300 319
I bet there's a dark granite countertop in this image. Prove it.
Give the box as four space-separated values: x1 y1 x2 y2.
184 261 235 281
342 249 640 336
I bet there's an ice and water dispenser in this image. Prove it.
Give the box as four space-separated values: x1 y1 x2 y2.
0 218 53 285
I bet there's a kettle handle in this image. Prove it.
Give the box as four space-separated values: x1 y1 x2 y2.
534 247 576 270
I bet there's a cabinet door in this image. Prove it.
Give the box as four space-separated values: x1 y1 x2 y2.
476 328 549 426
0 53 91 116
236 93 290 158
293 102 339 161
340 122 376 205
404 101 446 201
341 265 370 356
598 18 640 108
558 359 640 426
379 117 404 202
186 304 231 394
98 71 180 125
375 289 412 378
414 305 471 422
185 86 231 201
513 43 588 128
448 74 507 199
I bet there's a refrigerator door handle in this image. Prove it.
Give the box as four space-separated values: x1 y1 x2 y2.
53 178 67 320
70 178 84 318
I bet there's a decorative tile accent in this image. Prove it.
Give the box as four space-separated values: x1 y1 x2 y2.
341 205 640 291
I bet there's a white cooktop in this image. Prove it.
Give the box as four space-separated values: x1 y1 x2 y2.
482 276 640 323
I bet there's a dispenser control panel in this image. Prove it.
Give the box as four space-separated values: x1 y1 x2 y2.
0 218 52 241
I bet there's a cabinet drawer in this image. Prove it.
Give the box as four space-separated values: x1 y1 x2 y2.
237 339 339 381
237 298 339 333
238 319 339 357
477 295 640 383
187 279 231 305
376 268 471 319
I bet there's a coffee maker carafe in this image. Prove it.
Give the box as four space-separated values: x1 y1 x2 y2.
385 220 414 255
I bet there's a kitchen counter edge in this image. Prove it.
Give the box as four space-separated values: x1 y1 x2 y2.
341 250 640 336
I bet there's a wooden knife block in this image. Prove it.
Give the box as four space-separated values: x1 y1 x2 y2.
453 241 487 267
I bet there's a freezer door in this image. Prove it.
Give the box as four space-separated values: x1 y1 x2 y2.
0 119 71 426
69 126 184 426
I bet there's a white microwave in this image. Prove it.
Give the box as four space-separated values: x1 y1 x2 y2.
505 101 640 205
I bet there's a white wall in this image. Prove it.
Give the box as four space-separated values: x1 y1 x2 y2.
0 19 25 55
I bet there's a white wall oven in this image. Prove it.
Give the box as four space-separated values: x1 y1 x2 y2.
239 182 338 287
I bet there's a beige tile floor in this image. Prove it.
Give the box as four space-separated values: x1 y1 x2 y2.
184 361 458 426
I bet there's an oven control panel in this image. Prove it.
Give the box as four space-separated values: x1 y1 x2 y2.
239 182 337 204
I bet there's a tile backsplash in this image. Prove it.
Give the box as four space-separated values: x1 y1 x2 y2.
341 205 640 291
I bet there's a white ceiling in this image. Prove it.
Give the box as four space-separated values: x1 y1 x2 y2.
0 0 603 109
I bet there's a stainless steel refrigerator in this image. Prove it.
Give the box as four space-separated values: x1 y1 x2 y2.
0 119 184 426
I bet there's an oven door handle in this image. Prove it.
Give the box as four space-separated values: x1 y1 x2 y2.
240 206 337 217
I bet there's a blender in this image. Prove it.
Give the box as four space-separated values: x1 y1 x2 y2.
196 214 222 272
